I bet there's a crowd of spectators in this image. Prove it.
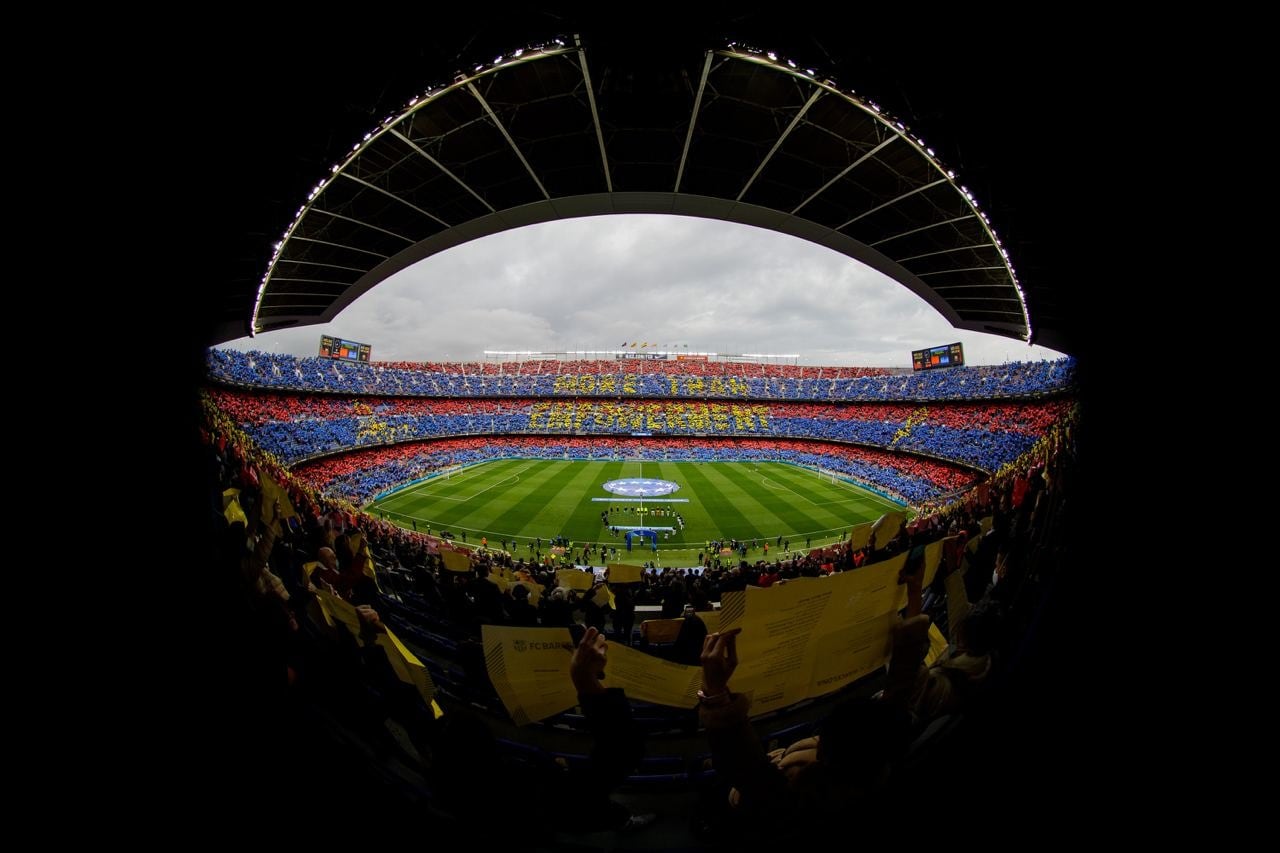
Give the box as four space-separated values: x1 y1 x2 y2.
204 390 1066 645
209 349 1075 400
204 378 1078 838
208 387 1069 472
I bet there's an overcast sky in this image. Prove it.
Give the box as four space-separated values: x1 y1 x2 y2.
221 215 1065 367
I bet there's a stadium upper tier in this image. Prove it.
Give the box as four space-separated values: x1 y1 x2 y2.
291 436 978 507
208 350 1074 401
209 389 1070 472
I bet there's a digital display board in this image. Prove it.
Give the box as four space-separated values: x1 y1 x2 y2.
911 342 964 371
319 335 371 362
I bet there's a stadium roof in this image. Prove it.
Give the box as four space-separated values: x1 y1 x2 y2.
199 18 1099 357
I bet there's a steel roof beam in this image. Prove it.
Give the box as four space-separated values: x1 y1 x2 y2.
576 37 613 193
868 213 974 247
837 177 947 230
894 243 994 263
675 52 714 192
737 87 823 201
791 136 897 215
915 265 1007 276
339 173 451 228
311 207 414 243
389 128 496 213
467 82 551 199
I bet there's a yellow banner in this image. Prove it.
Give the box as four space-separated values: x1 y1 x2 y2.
601 642 702 708
945 569 970 629
441 550 472 573
718 590 745 631
556 569 595 591
923 537 955 588
826 552 909 624
316 590 361 635
376 629 436 703
871 510 906 548
640 618 684 644
924 622 949 667
709 556 907 715
481 626 578 726
806 612 896 697
468 553 931 723
848 522 874 552
348 532 378 582
223 496 247 527
730 579 839 714
507 580 542 604
696 609 720 634
308 596 333 629
606 563 644 584
259 471 298 534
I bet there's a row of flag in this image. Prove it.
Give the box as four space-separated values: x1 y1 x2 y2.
619 342 691 348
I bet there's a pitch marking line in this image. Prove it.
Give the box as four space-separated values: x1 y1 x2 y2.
430 463 536 502
377 464 491 503
826 475 904 509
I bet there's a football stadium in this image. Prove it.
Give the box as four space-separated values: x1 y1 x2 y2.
191 16 1098 846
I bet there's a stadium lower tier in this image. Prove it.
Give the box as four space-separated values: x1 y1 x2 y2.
210 389 1071 471
290 436 978 506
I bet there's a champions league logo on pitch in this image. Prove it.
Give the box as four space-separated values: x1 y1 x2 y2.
602 478 680 497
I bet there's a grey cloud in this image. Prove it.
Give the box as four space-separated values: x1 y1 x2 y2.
223 215 1065 366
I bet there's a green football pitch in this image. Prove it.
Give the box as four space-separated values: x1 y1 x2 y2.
367 459 905 566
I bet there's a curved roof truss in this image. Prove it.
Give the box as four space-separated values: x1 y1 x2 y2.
237 39 1033 348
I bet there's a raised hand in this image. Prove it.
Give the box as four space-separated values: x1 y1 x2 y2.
355 605 383 630
700 627 742 695
570 626 609 695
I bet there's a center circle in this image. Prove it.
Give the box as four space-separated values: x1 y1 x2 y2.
602 478 680 497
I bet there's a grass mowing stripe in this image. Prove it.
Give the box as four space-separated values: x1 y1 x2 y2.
405 458 523 501
389 459 557 533
655 460 718 548
702 463 827 541
767 464 899 530
438 460 573 533
749 463 862 515
762 461 896 514
518 461 611 541
740 463 863 528
372 459 525 524
677 461 766 542
619 459 644 481
390 459 520 519
369 459 912 563
720 462 839 537
768 463 904 516
561 460 628 549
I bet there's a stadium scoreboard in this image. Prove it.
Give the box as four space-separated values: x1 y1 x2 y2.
319 335 371 362
912 342 964 371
